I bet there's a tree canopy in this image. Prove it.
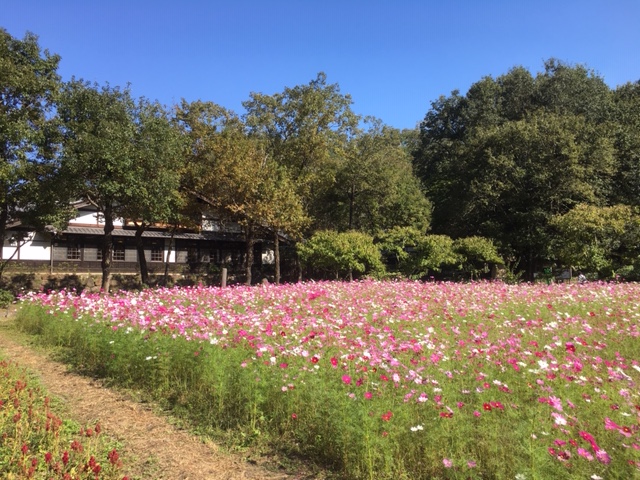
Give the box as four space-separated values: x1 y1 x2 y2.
0 29 65 262
413 59 628 279
5 27 640 284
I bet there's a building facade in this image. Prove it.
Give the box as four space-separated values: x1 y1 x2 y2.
2 201 276 280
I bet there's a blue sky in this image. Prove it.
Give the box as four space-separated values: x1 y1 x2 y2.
3 1 639 129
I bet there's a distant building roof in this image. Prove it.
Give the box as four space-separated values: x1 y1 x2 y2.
63 226 244 242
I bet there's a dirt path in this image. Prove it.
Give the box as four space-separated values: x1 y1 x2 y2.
0 312 305 480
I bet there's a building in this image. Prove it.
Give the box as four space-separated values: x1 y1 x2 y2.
2 201 277 281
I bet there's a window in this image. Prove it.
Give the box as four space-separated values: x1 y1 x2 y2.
67 246 81 260
113 248 125 261
151 248 163 262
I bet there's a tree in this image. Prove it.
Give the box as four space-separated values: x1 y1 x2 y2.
118 99 186 285
376 227 458 279
243 72 359 228
550 204 640 277
297 230 385 280
413 60 617 278
58 80 138 292
0 29 66 264
319 121 431 233
177 101 308 285
453 236 503 280
611 81 640 206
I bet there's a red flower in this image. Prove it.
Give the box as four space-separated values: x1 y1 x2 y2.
483 403 492 411
439 412 453 418
311 356 319 364
381 410 393 421
108 449 119 465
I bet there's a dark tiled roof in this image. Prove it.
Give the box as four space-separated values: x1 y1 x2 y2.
63 226 244 242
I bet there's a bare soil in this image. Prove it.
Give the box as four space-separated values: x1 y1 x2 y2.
0 309 316 480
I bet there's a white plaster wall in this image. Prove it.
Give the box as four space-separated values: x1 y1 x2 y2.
2 233 50 261
69 209 124 227
19 243 51 260
2 246 18 259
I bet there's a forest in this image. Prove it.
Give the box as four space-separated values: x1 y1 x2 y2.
3 27 640 286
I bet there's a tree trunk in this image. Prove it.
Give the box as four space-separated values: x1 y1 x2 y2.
0 199 9 277
296 253 303 283
163 229 175 286
274 232 280 285
245 224 255 286
0 201 8 261
0 236 27 278
101 206 115 293
134 223 149 286
348 183 354 230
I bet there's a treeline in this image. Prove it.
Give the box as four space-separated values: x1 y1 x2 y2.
2 28 640 288
413 60 640 281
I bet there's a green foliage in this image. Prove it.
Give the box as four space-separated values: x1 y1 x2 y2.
453 236 503 280
414 59 618 278
0 29 69 255
177 100 309 284
0 288 14 308
550 203 640 276
612 81 640 206
243 73 359 231
297 230 385 280
378 228 485 279
318 121 432 234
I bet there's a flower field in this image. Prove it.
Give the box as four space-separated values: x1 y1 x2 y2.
15 281 640 479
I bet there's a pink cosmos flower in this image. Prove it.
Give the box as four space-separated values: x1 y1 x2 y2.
604 417 620 431
577 447 594 461
595 450 611 464
579 430 599 450
341 375 352 385
548 396 563 411
443 458 453 468
551 412 567 425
